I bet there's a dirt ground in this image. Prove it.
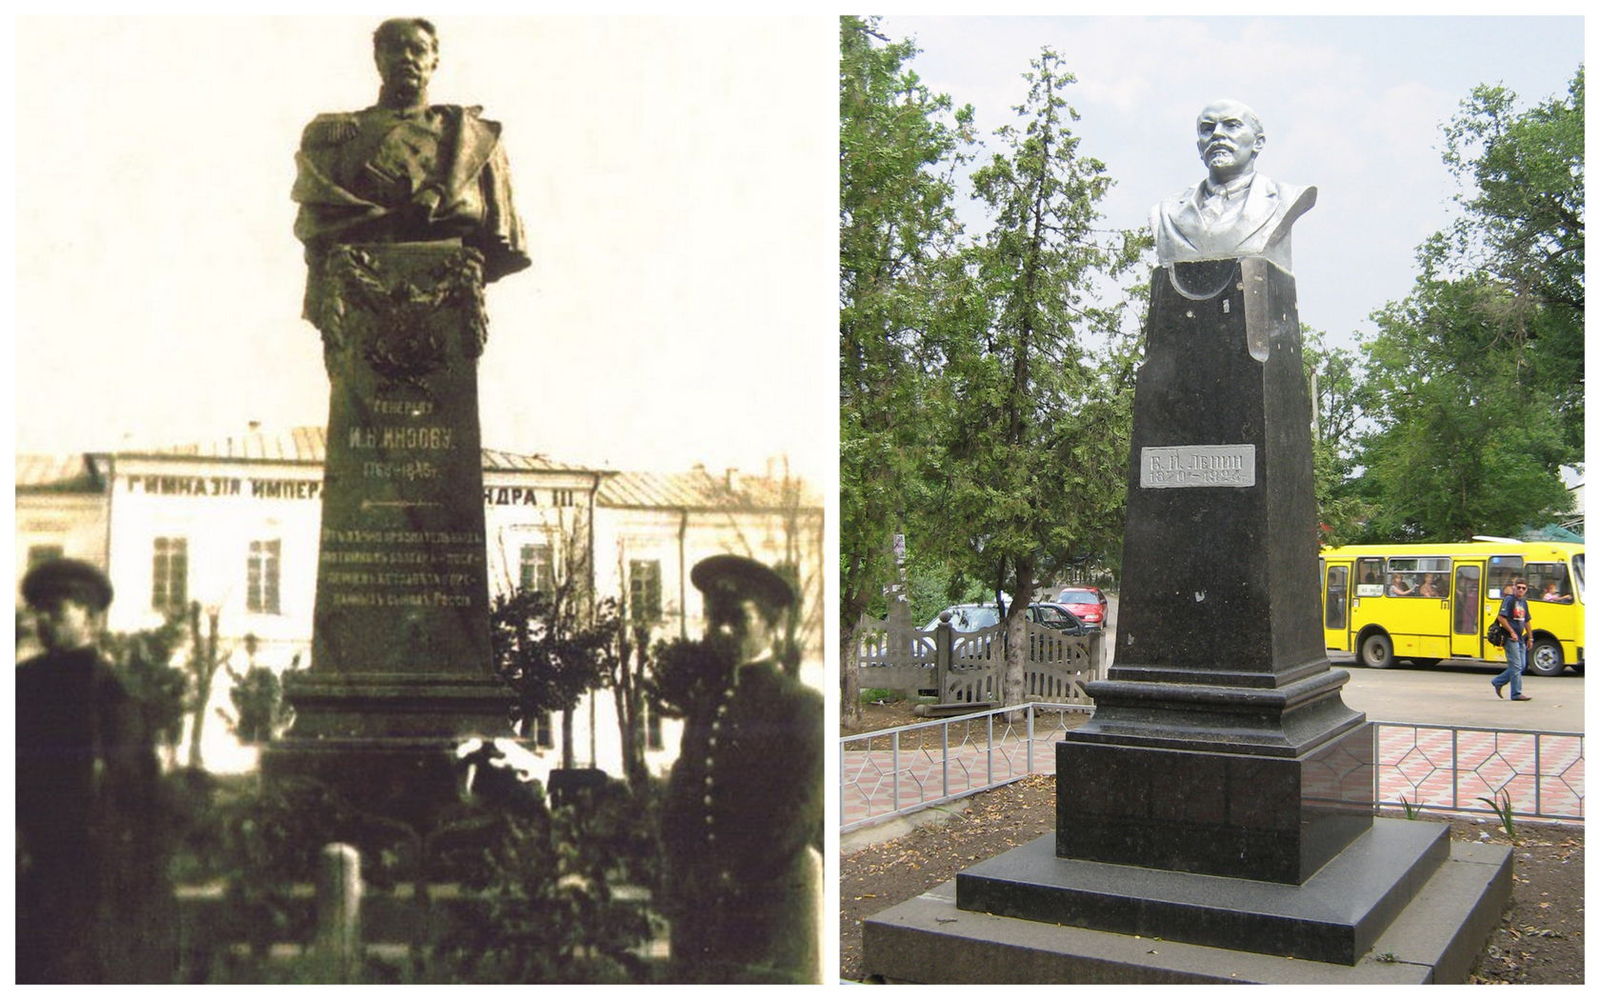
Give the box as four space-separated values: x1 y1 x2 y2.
840 702 1583 984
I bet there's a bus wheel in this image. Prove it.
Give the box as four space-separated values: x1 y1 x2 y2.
1528 639 1565 677
1358 632 1394 669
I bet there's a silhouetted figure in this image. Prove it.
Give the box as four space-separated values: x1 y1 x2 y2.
660 555 823 983
15 559 174 982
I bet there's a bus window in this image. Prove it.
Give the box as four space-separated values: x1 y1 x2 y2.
1386 556 1450 597
1453 565 1480 634
1355 557 1384 597
1574 554 1585 600
1526 562 1575 603
1325 565 1348 629
1487 556 1523 600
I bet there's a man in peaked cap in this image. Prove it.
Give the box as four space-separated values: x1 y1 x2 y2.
660 554 823 982
16 559 173 982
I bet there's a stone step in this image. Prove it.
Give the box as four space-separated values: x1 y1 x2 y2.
863 826 1511 984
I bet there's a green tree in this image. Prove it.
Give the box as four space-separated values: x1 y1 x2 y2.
1352 68 1582 541
1355 277 1573 540
490 586 610 771
839 16 973 721
925 49 1143 708
1425 66 1584 452
1303 327 1375 545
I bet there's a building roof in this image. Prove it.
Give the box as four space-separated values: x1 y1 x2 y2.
16 430 820 511
598 465 820 512
112 426 603 474
14 453 105 492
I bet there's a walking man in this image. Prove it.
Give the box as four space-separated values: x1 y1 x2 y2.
1491 577 1534 701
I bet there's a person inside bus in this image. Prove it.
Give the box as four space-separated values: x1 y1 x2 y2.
1417 573 1443 598
1454 573 1479 633
1491 578 1534 701
1387 572 1414 597
1539 581 1572 603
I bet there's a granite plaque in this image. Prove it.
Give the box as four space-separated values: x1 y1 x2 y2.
1140 444 1256 489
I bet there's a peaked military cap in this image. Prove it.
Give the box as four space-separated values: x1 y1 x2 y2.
21 558 114 611
690 554 795 612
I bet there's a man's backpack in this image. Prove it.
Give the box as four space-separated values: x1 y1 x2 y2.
1485 620 1508 647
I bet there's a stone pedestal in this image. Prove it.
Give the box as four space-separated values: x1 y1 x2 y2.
265 243 514 829
1055 257 1369 884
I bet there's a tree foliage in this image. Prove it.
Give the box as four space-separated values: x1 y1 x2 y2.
1355 277 1573 540
920 49 1144 706
1303 327 1375 545
839 15 972 719
490 587 613 770
1350 68 1582 541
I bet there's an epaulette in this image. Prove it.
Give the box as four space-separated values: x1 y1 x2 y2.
302 113 361 147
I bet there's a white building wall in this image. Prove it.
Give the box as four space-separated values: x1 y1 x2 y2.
15 493 109 585
105 457 324 670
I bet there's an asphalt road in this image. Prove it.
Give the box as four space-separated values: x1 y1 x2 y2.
1333 654 1583 732
1094 593 1584 733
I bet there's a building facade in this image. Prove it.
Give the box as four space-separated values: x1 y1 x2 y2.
15 428 823 782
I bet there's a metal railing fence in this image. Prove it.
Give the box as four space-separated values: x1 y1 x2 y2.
840 702 1091 834
1373 720 1583 823
841 711 1584 833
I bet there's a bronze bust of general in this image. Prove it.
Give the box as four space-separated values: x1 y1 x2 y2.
1150 99 1315 272
291 17 530 324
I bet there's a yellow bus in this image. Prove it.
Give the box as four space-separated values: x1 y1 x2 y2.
1320 539 1584 676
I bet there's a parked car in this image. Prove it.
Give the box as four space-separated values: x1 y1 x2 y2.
922 602 1090 636
1054 586 1108 629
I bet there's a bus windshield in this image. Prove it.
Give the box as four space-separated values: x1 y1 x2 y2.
1574 553 1585 600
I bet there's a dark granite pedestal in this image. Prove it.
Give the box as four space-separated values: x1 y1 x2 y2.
264 243 514 831
1055 258 1369 884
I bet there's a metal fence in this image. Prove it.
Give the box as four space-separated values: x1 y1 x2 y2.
1374 721 1584 823
840 709 1584 833
840 703 1091 834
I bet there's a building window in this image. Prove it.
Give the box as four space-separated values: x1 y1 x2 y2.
629 559 662 623
520 543 554 594
532 712 554 749
247 540 282 614
152 537 188 611
26 545 63 570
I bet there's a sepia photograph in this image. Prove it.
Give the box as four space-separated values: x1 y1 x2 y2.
13 15 834 984
841 13 1583 985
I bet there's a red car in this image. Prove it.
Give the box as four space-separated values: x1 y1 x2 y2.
1054 586 1107 629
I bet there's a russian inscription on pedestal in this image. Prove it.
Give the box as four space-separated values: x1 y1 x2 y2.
309 244 495 677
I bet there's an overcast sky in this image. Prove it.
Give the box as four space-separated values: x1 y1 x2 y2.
12 16 836 484
878 14 1585 353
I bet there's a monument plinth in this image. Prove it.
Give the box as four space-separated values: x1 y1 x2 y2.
267 243 514 825
289 241 509 740
264 18 529 829
1054 256 1372 884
